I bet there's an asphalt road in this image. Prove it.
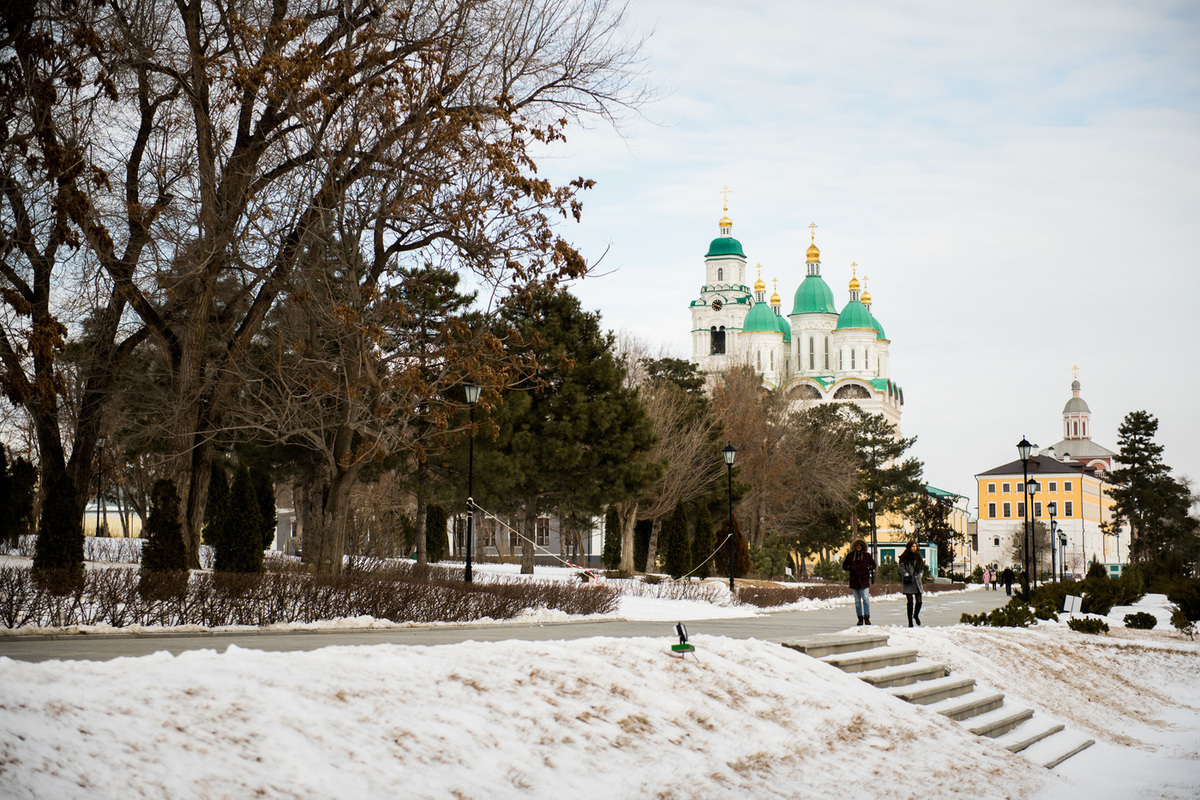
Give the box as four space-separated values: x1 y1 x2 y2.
0 587 1015 663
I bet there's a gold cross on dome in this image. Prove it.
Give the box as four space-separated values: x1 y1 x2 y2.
720 185 732 212
809 222 818 243
1073 364 1079 379
773 278 778 293
850 261 857 276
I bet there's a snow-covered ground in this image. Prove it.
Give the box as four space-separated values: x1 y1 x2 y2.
1 562 1197 799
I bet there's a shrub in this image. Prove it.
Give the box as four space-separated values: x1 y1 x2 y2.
960 598 1038 628
1123 611 1157 630
877 561 900 583
750 536 791 580
812 558 848 581
971 565 984 583
215 465 264 574
690 502 715 580
1067 617 1110 635
251 466 277 549
660 502 690 580
602 508 621 571
426 504 448 563
141 479 187 573
32 473 85 591
1170 606 1196 640
1163 577 1200 622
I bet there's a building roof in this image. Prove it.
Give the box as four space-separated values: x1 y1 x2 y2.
835 299 876 332
1041 439 1117 459
1063 397 1090 414
741 300 781 335
791 275 838 315
925 484 964 502
975 455 1100 479
706 236 746 259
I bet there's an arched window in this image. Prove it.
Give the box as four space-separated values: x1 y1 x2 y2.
797 384 821 399
710 326 726 355
838 350 843 370
1074 421 1079 436
833 383 871 399
808 337 814 370
1083 420 1087 437
717 267 723 281
851 349 856 369
756 350 762 370
769 350 774 370
865 348 870 369
824 337 830 369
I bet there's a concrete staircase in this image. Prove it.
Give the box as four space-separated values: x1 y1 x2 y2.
783 631 1094 769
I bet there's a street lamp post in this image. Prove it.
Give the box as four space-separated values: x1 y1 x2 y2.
723 443 737 593
1048 502 1058 583
463 383 481 585
1028 479 1040 590
1060 530 1068 581
95 435 105 538
1017 436 1033 601
866 496 877 564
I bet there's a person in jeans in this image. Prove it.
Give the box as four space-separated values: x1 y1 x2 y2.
842 538 877 626
898 540 925 627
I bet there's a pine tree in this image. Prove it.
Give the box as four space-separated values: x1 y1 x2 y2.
216 466 264 573
251 466 278 550
661 501 690 579
602 507 621 570
1108 410 1197 568
142 479 188 572
8 456 37 541
203 463 229 551
426 504 449 563
714 513 751 581
32 473 85 589
691 502 715 579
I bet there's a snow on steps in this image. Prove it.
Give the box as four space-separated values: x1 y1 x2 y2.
781 631 1094 769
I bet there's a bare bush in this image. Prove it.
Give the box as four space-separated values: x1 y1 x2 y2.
0 564 618 629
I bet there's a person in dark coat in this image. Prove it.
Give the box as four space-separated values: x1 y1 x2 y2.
898 540 925 627
1001 566 1014 596
842 538 877 626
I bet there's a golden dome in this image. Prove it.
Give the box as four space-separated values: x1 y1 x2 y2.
849 275 860 291
861 290 872 305
754 277 766 292
848 262 860 292
806 243 820 263
770 290 781 305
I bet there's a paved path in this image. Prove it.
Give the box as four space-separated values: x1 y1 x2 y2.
0 588 1013 663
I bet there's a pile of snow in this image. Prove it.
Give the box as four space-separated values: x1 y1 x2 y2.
2 624 1198 799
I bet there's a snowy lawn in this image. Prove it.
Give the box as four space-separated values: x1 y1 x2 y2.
2 615 1198 798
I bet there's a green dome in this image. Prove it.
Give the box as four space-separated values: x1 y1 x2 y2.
791 275 838 315
835 300 876 332
870 311 886 340
742 301 781 335
706 236 746 258
775 313 791 343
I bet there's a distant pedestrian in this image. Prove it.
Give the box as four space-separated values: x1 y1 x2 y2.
842 539 877 626
898 540 925 627
1001 566 1014 596
982 568 991 591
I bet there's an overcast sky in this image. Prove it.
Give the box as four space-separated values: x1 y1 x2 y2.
535 0 1200 505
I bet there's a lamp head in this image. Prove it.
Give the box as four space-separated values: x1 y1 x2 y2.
1016 436 1033 462
464 383 481 405
723 443 737 466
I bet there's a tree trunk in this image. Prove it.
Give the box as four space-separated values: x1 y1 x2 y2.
617 500 638 572
645 517 662 573
521 497 537 574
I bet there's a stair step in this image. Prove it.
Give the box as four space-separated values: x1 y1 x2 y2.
822 646 918 673
927 690 1005 722
858 661 949 689
1018 731 1096 769
781 632 890 658
888 675 976 705
964 705 1034 738
993 718 1065 753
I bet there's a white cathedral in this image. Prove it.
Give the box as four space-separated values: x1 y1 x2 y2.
689 202 904 425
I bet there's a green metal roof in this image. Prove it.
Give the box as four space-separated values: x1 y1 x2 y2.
869 378 889 392
791 275 838 315
706 236 746 259
925 484 964 501
741 301 782 335
835 299 876 331
775 312 791 343
870 310 886 340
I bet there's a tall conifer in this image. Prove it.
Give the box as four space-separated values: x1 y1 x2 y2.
426 504 449 563
216 466 264 573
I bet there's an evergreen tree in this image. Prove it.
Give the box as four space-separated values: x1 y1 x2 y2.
478 287 658 574
1108 411 1198 569
32 473 85 588
691 502 715 579
251 466 278 550
9 455 37 541
911 491 963 572
203 463 229 551
602 507 622 570
661 501 690 579
714 513 752 581
141 479 187 572
426 503 449 563
216 466 264 573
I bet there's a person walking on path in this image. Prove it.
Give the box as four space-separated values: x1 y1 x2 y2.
898 540 925 627
842 539 877 626
1001 566 1014 596
982 568 991 591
